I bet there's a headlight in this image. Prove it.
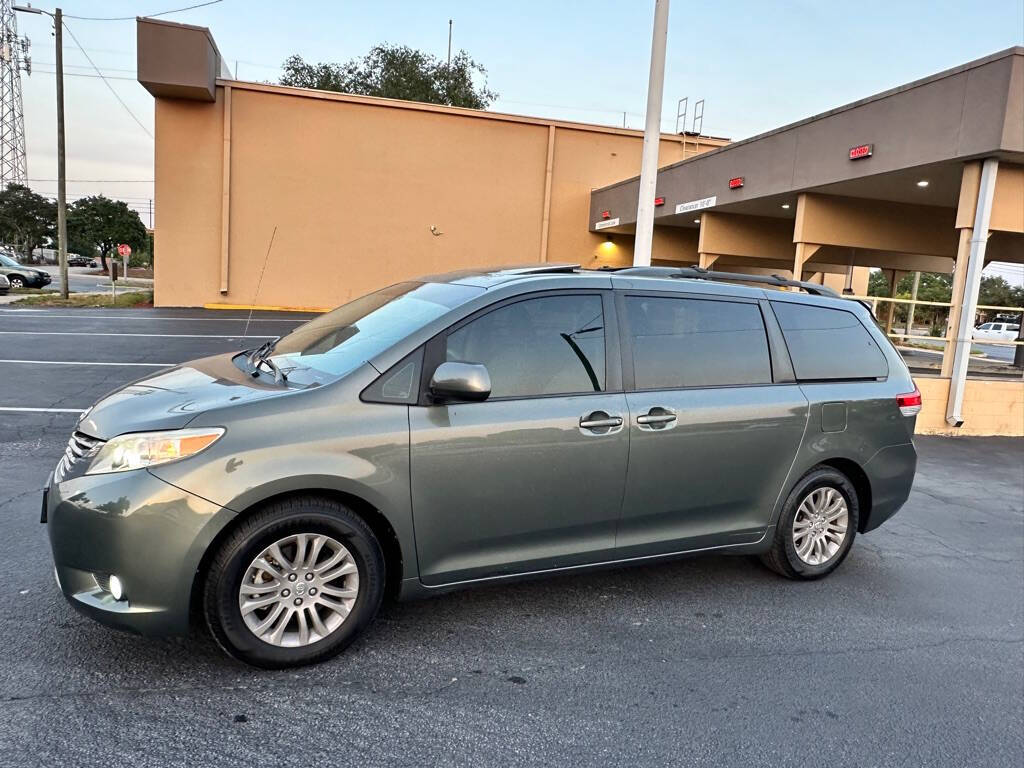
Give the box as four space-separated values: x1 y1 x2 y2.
85 427 225 475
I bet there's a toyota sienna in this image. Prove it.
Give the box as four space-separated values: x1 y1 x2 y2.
42 265 919 667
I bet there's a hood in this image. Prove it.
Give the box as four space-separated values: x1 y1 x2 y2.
78 353 294 440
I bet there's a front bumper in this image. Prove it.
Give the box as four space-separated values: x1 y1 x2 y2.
46 468 233 636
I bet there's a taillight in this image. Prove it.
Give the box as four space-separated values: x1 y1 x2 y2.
897 388 922 417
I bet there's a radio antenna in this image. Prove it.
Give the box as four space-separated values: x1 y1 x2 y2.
242 225 277 342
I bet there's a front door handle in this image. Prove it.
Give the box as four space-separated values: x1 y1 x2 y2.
636 408 677 428
579 411 624 431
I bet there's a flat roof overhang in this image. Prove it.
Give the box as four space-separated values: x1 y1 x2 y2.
590 47 1024 234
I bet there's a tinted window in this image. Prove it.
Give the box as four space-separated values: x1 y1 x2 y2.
979 323 993 330
625 296 772 389
445 294 605 398
772 301 888 380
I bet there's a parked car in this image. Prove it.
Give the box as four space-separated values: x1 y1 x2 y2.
67 254 92 267
973 321 1021 342
0 273 9 294
0 252 51 288
43 265 920 668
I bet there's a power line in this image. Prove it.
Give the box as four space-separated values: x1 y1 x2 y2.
58 20 153 138
66 0 224 22
27 178 153 183
31 68 137 82
35 61 138 73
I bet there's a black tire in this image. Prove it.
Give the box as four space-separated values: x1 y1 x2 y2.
203 495 385 668
760 465 859 580
8 275 25 289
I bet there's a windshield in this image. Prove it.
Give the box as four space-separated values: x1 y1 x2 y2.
0 253 20 267
263 281 482 385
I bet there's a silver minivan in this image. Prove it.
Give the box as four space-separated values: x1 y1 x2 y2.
43 265 919 667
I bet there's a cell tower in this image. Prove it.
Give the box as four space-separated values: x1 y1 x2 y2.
0 0 31 188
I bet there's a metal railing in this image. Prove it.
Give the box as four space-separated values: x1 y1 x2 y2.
850 294 1024 380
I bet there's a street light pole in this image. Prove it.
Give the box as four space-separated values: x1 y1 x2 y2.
632 0 670 267
54 6 66 298
14 3 67 298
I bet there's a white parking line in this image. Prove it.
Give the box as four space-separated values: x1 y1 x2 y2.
0 406 84 414
0 359 173 367
0 331 274 338
0 311 308 322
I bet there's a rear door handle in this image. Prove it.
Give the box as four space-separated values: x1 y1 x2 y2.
580 412 624 430
636 408 676 427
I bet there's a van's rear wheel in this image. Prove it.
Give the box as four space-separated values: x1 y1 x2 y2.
203 496 385 668
760 466 859 579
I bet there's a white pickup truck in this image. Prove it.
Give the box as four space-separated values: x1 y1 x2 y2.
973 321 1021 342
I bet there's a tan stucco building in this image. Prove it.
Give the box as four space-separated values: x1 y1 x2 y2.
138 19 729 311
137 20 1022 436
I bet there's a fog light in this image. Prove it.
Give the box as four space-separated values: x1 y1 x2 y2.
108 575 124 601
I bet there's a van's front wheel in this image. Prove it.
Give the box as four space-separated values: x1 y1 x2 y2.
760 466 859 579
203 496 385 668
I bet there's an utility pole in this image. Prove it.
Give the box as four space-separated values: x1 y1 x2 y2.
632 0 670 267
13 3 66 297
445 19 452 104
54 6 66 297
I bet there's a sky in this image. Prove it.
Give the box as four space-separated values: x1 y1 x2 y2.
11 0 1024 282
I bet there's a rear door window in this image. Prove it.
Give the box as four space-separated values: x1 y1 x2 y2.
624 296 772 389
771 301 888 380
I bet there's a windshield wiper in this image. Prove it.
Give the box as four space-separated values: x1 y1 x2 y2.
246 336 287 383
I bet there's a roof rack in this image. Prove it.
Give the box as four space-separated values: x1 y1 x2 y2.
499 264 581 275
612 266 841 298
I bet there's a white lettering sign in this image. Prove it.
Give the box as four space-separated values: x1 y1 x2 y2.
674 196 717 214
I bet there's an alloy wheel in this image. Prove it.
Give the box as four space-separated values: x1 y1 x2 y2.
792 487 849 566
238 533 360 648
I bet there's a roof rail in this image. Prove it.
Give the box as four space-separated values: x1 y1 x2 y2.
612 266 841 298
500 264 581 275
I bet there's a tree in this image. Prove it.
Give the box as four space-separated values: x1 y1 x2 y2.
280 43 497 109
0 184 55 261
67 196 147 273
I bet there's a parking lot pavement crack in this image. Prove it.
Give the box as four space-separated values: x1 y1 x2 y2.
0 487 42 512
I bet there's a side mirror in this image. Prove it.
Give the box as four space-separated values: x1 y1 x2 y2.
429 362 491 402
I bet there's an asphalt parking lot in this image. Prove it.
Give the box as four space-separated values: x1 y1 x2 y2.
0 307 1022 767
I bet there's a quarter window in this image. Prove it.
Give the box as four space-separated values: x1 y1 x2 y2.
445 294 606 398
625 296 772 389
771 301 888 380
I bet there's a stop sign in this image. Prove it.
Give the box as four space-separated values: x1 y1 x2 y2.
117 243 132 257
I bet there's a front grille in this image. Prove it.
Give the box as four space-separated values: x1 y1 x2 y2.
54 430 103 482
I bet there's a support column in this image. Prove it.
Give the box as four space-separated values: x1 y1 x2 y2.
698 252 719 269
946 158 999 427
792 242 821 285
941 228 973 377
